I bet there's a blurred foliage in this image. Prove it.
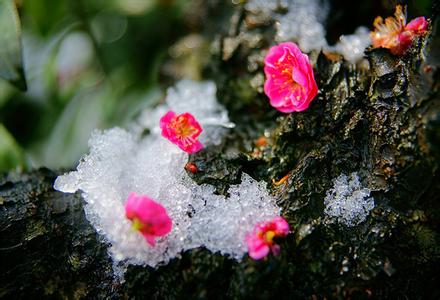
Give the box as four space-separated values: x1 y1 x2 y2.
0 0 26 90
0 123 25 170
0 0 192 171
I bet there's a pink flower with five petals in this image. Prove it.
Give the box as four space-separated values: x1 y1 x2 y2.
264 42 318 113
370 5 429 55
160 111 203 154
246 216 290 260
125 192 172 246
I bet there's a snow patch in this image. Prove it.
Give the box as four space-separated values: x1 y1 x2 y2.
324 173 374 226
54 80 279 268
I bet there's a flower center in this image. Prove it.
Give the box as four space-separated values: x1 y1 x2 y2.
132 218 144 231
172 116 199 138
258 230 276 245
277 64 301 91
131 218 153 234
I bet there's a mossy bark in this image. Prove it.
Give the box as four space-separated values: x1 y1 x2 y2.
1 1 440 299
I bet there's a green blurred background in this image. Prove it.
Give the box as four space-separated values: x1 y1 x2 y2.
0 0 436 172
0 0 203 171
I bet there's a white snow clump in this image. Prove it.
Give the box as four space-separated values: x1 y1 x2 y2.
332 27 371 63
54 80 280 268
245 0 289 14
274 0 329 52
133 79 234 146
324 172 374 226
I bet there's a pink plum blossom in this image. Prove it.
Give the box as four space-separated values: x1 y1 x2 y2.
246 216 290 260
404 17 429 33
160 111 204 154
125 192 172 246
264 42 318 113
370 5 428 55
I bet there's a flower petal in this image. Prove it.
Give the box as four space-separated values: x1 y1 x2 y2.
270 244 281 256
405 17 428 32
124 192 173 245
246 235 270 260
144 235 156 246
125 192 143 220
273 217 290 236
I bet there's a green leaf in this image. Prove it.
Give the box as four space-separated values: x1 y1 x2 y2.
0 0 26 90
0 123 25 171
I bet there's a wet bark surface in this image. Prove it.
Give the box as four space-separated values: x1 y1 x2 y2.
0 169 115 299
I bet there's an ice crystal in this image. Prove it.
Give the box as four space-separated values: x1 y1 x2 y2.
324 173 374 226
333 27 371 63
274 0 329 52
188 176 280 259
54 80 279 268
245 0 289 15
135 80 233 146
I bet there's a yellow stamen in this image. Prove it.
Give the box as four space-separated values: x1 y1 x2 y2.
265 231 276 244
132 218 144 231
171 116 199 138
